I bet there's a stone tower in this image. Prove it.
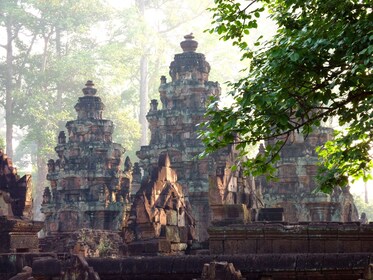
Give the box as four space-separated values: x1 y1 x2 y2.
258 128 358 222
41 81 128 236
137 35 257 241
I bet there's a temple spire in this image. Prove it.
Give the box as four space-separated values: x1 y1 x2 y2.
75 81 104 120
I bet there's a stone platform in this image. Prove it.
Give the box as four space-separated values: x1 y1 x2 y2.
0 217 43 253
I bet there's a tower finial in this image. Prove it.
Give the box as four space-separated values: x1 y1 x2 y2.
82 80 97 96
180 33 198 53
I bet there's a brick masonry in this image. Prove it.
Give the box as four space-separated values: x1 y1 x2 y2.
209 222 373 255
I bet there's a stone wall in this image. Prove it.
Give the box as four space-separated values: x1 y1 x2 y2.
209 222 373 255
1 252 372 279
0 253 56 279
87 254 372 280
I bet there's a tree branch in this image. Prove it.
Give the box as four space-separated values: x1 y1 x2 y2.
15 34 37 88
231 90 373 145
265 133 290 165
241 0 259 13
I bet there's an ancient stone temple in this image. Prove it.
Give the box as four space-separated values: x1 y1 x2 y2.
258 128 358 222
137 35 257 241
0 150 43 253
124 153 196 255
41 81 128 244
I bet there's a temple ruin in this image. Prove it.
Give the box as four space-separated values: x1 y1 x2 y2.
40 81 127 253
1 34 372 280
124 153 196 255
137 34 258 241
258 128 358 222
0 150 43 253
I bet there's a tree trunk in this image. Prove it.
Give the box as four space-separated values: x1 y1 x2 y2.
5 19 14 158
139 54 149 145
33 32 52 219
55 27 66 130
365 180 369 204
55 27 63 113
34 140 47 220
136 0 149 146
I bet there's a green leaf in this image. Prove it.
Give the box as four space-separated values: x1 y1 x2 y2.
289 52 300 62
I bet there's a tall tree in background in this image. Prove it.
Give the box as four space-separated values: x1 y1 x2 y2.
0 0 39 158
201 0 373 193
0 0 106 157
135 0 150 145
1 0 111 218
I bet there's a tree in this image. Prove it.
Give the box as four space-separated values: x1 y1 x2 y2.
200 0 373 193
0 0 39 158
2 0 111 218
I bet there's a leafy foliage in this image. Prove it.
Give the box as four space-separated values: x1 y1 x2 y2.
201 0 373 193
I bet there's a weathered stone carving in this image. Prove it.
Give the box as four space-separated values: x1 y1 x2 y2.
31 255 100 280
124 154 196 255
200 261 245 280
257 129 358 222
41 81 129 246
0 150 33 218
137 35 257 241
50 228 126 258
120 156 132 204
42 187 51 204
0 150 43 253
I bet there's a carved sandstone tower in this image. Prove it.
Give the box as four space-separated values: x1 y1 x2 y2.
137 35 256 241
259 128 358 222
41 81 127 237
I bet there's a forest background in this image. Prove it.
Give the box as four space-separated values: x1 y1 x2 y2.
0 0 370 218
